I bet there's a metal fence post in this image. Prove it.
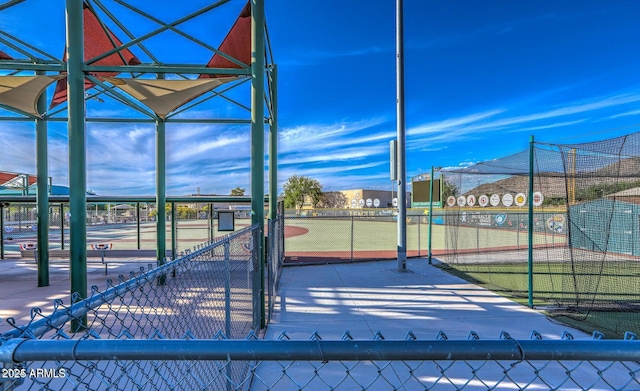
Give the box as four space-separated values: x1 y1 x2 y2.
209 202 214 243
171 201 177 259
136 202 141 250
266 219 273 321
0 204 4 259
417 215 421 258
476 223 480 254
517 213 521 250
60 203 65 250
224 241 231 338
350 215 354 262
251 226 263 331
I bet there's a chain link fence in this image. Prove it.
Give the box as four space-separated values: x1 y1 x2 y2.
266 209 285 325
282 210 566 264
0 224 263 390
0 200 257 259
283 212 429 263
2 329 639 390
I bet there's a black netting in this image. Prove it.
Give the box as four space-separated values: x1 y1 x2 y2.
436 133 640 337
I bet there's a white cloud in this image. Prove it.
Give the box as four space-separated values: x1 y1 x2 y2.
281 145 387 166
608 108 640 119
407 92 640 148
279 118 388 153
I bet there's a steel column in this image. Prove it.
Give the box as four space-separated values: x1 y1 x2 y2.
251 0 265 330
268 65 278 221
156 119 167 267
36 70 49 287
395 0 407 271
66 0 87 310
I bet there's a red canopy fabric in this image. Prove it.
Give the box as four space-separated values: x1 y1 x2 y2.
0 50 12 60
201 1 251 78
50 2 140 108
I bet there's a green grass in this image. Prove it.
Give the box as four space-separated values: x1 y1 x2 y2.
281 217 639 338
435 261 640 338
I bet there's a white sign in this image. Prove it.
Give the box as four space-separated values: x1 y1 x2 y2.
457 196 466 207
373 198 380 207
392 198 398 207
478 194 489 207
467 195 476 207
351 199 357 208
366 198 373 207
515 193 527 207
490 194 500 207
447 196 456 207
533 191 544 207
358 199 365 207
502 193 514 207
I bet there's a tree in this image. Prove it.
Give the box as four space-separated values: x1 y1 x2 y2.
230 187 245 196
281 175 323 211
318 191 348 208
442 176 460 201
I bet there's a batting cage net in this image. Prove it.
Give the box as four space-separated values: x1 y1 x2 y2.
437 132 640 337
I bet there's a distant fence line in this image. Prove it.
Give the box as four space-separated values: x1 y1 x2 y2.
2 201 566 261
282 209 567 263
0 197 261 259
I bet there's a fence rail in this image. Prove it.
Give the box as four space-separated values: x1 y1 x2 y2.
1 331 639 390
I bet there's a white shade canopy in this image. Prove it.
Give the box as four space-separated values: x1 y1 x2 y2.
0 75 62 117
104 77 238 119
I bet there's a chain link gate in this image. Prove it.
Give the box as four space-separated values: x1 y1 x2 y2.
0 225 262 390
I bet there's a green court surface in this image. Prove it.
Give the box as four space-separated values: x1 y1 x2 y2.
283 218 565 254
436 261 640 338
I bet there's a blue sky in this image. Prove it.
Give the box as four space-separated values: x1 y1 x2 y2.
1 1 640 196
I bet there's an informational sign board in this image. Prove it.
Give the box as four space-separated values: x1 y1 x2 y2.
218 211 235 231
411 176 443 208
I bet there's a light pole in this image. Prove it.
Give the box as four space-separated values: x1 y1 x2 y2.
396 0 407 272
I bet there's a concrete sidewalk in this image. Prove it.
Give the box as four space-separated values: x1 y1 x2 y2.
1 256 634 390
264 258 588 341
252 259 634 390
0 257 155 334
1 256 589 339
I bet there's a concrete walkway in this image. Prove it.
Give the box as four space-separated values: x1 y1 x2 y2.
1 256 636 390
264 258 588 341
0 257 154 334
253 259 638 390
